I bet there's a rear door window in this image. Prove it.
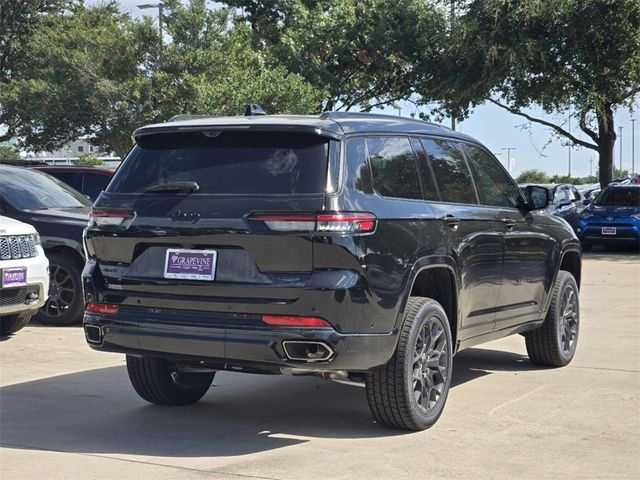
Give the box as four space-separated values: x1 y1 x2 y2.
463 144 520 208
82 173 112 200
107 131 330 195
421 139 477 204
366 136 423 200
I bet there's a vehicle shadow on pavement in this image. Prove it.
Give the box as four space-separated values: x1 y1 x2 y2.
0 348 539 457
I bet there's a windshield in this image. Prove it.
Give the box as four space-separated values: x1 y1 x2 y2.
0 167 91 209
107 131 330 195
593 187 640 207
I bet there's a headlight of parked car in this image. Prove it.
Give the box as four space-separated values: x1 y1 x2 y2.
580 211 594 219
32 233 41 245
632 214 640 220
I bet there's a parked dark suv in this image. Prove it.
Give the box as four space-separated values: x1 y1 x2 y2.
83 112 581 430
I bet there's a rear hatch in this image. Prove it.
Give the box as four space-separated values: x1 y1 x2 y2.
85 130 333 309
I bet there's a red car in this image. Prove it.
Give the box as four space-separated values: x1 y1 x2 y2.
32 166 115 201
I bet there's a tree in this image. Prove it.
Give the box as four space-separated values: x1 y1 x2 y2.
515 169 549 184
1 1 325 158
0 145 20 161
419 0 640 187
0 0 73 142
73 153 103 166
225 0 447 111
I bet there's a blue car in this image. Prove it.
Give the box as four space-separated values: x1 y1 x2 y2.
576 184 640 250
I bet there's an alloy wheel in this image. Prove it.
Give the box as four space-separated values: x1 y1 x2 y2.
558 285 579 355
412 316 449 412
43 263 75 318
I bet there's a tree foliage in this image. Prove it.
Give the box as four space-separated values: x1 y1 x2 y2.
1 0 325 158
419 0 640 187
0 145 20 161
515 169 549 184
226 0 446 111
73 153 103 166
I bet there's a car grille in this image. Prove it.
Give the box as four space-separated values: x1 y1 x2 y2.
0 285 39 307
0 235 37 260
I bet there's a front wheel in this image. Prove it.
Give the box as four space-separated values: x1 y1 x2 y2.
35 252 84 326
126 356 215 406
525 271 580 367
366 297 453 431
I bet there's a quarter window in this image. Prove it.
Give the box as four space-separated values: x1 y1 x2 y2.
464 144 520 208
367 136 423 200
421 139 477 204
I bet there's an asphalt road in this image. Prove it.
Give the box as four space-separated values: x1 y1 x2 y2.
1 251 639 480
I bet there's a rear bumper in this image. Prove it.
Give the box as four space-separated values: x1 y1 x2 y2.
84 310 398 372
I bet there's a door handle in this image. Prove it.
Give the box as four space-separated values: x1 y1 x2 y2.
442 215 460 229
501 218 516 229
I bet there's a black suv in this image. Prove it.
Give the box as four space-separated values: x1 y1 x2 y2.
83 112 581 430
0 165 91 326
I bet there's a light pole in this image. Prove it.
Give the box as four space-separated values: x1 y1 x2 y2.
138 3 164 61
631 118 636 175
568 111 571 176
618 126 623 174
501 147 516 173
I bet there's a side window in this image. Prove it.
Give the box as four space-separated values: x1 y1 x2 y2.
570 187 582 202
421 138 477 204
464 144 521 208
366 136 423 200
554 187 570 205
82 174 112 200
410 138 439 201
51 171 82 192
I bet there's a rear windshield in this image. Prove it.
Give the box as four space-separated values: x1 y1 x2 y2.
108 131 330 195
0 168 91 210
593 187 640 207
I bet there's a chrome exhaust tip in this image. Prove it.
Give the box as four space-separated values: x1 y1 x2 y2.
282 340 335 362
84 324 103 345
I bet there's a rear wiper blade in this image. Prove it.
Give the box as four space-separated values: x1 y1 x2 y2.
144 181 200 193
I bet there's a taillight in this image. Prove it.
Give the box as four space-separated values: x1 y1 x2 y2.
86 303 119 314
89 209 135 227
262 315 331 328
249 212 376 233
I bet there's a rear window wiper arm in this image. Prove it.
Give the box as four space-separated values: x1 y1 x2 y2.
144 181 200 193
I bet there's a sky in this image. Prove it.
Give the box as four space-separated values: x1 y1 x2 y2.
86 1 640 176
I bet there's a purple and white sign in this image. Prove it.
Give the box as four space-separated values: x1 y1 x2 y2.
2 267 27 288
164 249 217 281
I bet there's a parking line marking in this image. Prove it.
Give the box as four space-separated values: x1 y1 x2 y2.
489 385 548 416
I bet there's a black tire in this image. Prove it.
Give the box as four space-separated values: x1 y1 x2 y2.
35 252 84 326
525 271 579 367
366 297 453 431
126 355 215 406
0 314 32 336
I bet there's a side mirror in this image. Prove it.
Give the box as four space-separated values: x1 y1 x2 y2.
523 186 550 210
583 199 591 206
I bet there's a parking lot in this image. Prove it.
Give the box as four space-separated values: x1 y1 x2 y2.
1 251 638 480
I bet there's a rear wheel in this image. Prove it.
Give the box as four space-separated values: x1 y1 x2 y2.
35 252 84 326
0 314 32 336
126 356 215 406
525 271 579 367
366 297 453 431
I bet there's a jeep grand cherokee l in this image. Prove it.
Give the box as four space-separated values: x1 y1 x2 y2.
83 112 581 430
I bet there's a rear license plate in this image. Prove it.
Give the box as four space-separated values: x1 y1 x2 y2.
602 226 617 235
2 267 27 288
164 249 217 281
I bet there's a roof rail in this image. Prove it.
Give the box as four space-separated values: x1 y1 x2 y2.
319 111 450 130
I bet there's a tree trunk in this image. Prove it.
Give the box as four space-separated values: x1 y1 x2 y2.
596 103 616 187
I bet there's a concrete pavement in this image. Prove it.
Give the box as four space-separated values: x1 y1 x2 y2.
1 251 639 479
